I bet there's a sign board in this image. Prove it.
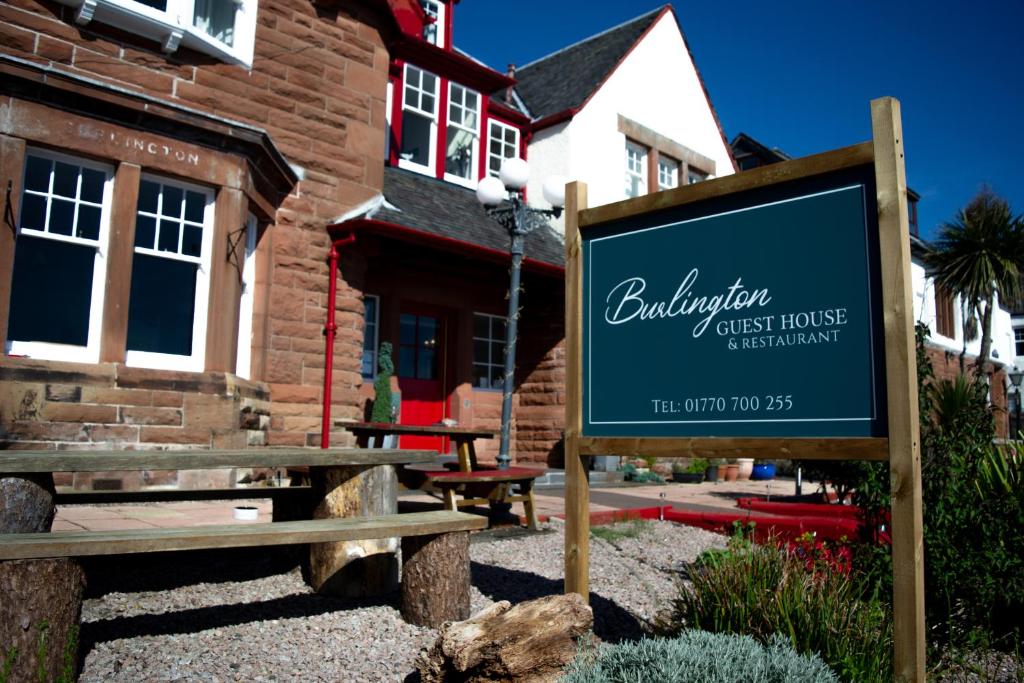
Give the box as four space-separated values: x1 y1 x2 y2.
563 99 925 681
583 165 887 438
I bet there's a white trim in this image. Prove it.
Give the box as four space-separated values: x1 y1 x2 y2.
624 139 647 198
234 213 257 379
397 64 439 176
487 119 519 179
52 0 257 67
5 148 114 364
125 173 215 372
657 155 679 190
472 312 505 390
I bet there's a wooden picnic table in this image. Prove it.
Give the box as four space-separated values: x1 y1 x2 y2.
339 422 495 472
0 447 438 596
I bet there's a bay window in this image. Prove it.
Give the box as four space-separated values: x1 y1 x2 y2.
488 120 519 178
125 176 214 371
400 65 439 173
6 150 113 363
444 84 479 186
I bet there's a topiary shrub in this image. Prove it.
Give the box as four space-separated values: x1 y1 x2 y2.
370 341 394 424
561 631 838 683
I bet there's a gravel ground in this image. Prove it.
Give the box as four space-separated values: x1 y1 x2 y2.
77 519 726 682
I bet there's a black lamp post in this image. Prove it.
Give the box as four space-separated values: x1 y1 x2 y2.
476 159 565 468
1009 367 1023 438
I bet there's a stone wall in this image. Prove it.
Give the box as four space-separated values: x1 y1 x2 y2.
925 344 1009 438
0 0 391 450
0 357 269 489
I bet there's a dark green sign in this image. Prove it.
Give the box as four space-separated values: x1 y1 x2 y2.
582 165 887 438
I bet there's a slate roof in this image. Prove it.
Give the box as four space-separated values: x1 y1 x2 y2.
375 167 565 268
512 7 664 119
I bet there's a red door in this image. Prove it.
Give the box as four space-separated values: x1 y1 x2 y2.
397 310 448 452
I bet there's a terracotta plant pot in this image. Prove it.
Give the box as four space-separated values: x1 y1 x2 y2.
723 464 739 482
736 458 755 481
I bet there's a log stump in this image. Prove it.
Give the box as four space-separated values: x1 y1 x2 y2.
417 594 594 683
308 464 399 596
0 474 86 682
400 531 470 627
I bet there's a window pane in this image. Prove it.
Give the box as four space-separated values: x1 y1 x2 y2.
138 181 159 214
417 349 435 379
473 364 488 389
445 126 474 178
8 235 94 346
182 225 202 257
491 341 504 364
163 185 184 218
77 205 101 240
135 214 156 249
135 0 167 9
400 314 417 345
421 93 435 113
361 350 375 378
80 168 105 204
473 314 488 338
158 219 180 253
24 156 51 193
493 317 506 338
400 111 432 166
473 339 488 363
19 194 46 232
52 162 78 199
193 0 236 46
49 199 75 236
399 346 416 378
418 317 437 345
184 190 205 223
126 253 197 356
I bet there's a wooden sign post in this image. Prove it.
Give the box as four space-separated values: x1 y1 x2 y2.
563 97 924 681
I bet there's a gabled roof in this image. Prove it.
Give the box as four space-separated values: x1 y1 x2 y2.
512 6 665 120
363 167 565 270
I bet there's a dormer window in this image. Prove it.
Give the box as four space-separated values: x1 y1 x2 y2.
420 0 444 48
444 84 479 186
399 65 439 173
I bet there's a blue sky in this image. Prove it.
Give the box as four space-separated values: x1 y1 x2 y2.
454 1 1023 240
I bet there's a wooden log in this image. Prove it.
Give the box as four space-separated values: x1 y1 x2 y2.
0 474 85 682
308 464 398 596
417 594 594 682
401 531 471 628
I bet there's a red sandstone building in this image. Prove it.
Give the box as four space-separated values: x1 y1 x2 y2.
0 0 570 486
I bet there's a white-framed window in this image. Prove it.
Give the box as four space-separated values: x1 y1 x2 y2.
658 156 679 190
444 83 480 187
125 175 214 372
472 313 505 390
53 0 258 67
234 213 257 379
687 167 709 185
419 0 444 48
1015 327 1024 357
361 294 380 379
6 150 114 363
625 140 647 198
488 120 519 178
399 65 439 174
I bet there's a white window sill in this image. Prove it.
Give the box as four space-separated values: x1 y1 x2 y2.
5 341 100 365
53 0 254 67
126 349 204 372
397 158 437 177
444 173 478 190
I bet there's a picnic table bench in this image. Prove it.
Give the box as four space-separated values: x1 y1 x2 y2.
0 448 485 628
338 422 545 529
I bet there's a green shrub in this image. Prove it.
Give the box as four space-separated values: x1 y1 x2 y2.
561 631 838 683
666 542 891 683
370 341 394 423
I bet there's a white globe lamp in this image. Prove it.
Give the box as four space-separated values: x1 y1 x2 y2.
498 157 530 191
541 175 567 209
476 175 506 206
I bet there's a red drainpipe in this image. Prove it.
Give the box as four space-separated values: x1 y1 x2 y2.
321 230 356 448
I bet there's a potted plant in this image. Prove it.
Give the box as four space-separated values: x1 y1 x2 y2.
751 463 776 480
736 457 755 481
672 458 708 483
705 459 721 482
723 460 740 482
370 342 397 447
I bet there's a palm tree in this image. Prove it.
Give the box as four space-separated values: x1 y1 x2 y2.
925 189 1024 376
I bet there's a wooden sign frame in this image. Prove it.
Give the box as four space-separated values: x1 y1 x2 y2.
563 97 924 682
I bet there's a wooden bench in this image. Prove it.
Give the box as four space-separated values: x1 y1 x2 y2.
54 486 314 522
425 467 544 530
